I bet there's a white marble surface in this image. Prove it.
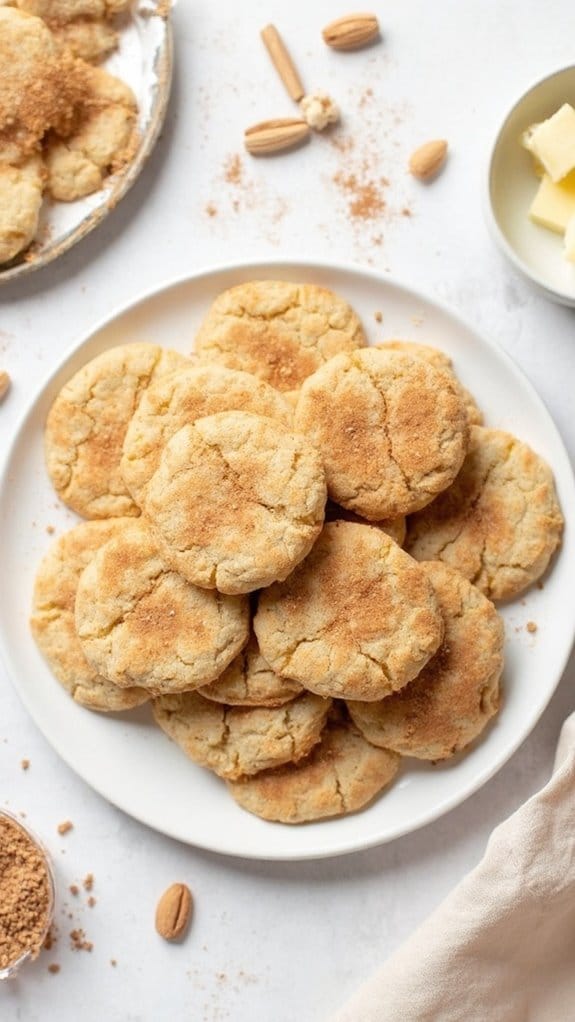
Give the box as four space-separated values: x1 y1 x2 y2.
1 1 574 1019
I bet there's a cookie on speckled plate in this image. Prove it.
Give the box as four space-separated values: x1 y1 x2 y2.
143 411 326 595
194 279 366 395
227 718 400 824
254 521 444 702
294 348 469 520
75 522 250 695
348 561 504 760
153 690 331 781
405 426 564 600
121 364 293 507
44 343 190 519
30 519 148 712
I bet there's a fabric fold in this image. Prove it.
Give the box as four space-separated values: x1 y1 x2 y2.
332 712 575 1022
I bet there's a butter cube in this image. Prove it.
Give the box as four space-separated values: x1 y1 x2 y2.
523 103 575 183
529 171 575 234
564 214 575 262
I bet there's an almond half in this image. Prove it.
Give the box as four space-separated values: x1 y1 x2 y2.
409 140 448 181
322 13 380 51
155 883 193 941
244 118 310 156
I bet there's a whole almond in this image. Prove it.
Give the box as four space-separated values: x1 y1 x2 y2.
409 140 448 181
244 118 310 156
322 13 380 51
155 883 192 941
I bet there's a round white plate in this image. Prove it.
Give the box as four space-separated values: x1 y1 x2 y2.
0 1 172 284
1 260 574 860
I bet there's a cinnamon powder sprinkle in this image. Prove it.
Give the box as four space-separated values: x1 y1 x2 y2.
333 171 387 221
48 963 60 974
83 873 94 891
526 621 538 634
21 759 30 771
57 820 73 835
0 815 52 970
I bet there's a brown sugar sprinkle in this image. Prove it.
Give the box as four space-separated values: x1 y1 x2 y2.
21 759 30 771
57 820 73 835
43 925 58 951
48 963 60 974
70 929 93 953
69 884 79 896
46 525 55 535
87 896 96 908
205 203 218 218
110 958 117 967
526 621 538 634
83 873 94 892
0 815 53 971
374 311 383 323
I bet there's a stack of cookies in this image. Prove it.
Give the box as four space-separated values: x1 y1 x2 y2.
31 280 564 825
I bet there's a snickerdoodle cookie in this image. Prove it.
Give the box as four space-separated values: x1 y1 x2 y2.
144 411 327 595
375 339 483 426
199 633 303 708
16 1 130 21
227 719 400 823
30 519 148 712
153 691 331 781
405 427 564 600
194 280 366 394
254 521 444 701
324 501 406 547
121 364 293 506
75 522 249 694
0 155 44 265
347 561 504 760
45 343 189 519
294 348 469 520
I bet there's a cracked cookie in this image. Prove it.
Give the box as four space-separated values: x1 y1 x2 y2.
51 19 119 63
375 339 483 427
254 521 444 701
16 0 130 22
44 64 138 202
324 500 406 547
347 561 504 760
75 522 250 694
45 343 190 519
121 364 293 507
199 633 303 708
0 155 44 264
294 348 469 520
194 280 366 395
153 690 331 781
0 7 86 165
405 426 564 600
227 718 401 823
30 519 148 712
144 411 327 595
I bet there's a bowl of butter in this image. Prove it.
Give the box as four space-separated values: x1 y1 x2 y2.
487 65 575 305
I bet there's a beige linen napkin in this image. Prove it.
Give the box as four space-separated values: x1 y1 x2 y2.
332 713 575 1022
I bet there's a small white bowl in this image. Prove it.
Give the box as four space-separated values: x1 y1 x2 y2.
486 65 575 306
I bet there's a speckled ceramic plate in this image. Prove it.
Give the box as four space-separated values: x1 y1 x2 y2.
0 1 173 284
1 260 574 860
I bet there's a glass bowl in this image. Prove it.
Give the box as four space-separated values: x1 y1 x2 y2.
0 810 56 980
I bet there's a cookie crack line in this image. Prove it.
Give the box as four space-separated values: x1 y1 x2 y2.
359 358 413 495
79 563 166 641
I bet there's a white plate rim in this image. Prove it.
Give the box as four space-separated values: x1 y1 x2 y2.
1 256 574 861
